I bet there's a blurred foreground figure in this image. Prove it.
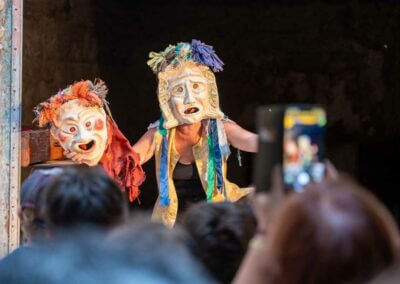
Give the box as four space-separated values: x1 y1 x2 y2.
109 215 215 282
235 178 400 284
19 168 63 245
0 230 214 284
42 166 128 232
181 201 256 283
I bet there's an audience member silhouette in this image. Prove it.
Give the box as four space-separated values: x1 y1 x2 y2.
41 166 128 232
181 201 257 283
235 178 400 284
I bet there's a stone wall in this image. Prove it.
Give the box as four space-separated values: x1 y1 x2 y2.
23 0 99 125
23 0 400 217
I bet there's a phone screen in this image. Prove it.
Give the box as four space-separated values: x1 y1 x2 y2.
283 106 326 192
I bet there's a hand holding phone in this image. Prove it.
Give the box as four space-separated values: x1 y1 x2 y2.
254 105 327 193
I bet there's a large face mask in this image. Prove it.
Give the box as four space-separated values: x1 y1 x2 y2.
50 99 108 166
167 66 208 125
158 61 224 129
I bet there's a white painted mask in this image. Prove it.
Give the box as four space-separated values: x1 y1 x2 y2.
51 99 108 166
167 65 208 125
157 61 225 129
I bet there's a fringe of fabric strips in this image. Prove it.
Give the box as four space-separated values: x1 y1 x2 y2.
158 118 228 206
210 119 224 197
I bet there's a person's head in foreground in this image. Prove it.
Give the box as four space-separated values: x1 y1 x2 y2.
264 178 400 284
42 166 128 233
0 230 215 284
19 168 63 245
181 201 257 283
110 213 191 251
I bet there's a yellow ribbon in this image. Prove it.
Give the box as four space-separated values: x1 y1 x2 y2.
146 44 176 73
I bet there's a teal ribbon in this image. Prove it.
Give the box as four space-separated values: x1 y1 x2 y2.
206 134 215 202
210 119 224 191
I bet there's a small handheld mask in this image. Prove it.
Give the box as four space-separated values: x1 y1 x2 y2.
34 80 110 166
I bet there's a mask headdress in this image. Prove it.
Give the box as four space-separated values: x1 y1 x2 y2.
147 40 228 206
33 79 110 128
147 39 224 75
148 40 226 130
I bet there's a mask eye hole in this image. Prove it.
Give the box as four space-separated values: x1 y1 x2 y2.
85 121 91 128
69 126 76 133
171 85 185 97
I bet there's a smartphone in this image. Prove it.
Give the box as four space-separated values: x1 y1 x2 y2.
254 105 326 192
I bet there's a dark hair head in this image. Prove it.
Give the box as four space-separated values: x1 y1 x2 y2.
0 229 215 284
266 178 400 284
21 168 64 212
107 214 214 283
181 201 257 283
42 166 128 230
109 213 191 250
19 168 64 244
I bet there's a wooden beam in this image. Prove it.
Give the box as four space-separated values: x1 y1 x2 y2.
0 0 22 257
20 129 65 167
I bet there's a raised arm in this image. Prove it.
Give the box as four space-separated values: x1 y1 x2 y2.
132 127 157 165
224 120 258 153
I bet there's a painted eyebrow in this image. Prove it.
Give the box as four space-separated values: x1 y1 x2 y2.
78 110 102 120
170 73 205 81
62 116 79 122
168 82 184 90
189 79 205 83
169 78 206 88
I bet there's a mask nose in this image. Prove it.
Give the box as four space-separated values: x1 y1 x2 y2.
74 128 93 144
183 83 195 105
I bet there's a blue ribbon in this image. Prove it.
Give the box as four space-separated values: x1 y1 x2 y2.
159 116 170 206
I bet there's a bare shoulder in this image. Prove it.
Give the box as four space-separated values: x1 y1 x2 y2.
222 119 258 153
222 119 238 130
223 119 243 134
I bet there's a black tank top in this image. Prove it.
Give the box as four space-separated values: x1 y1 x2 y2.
173 162 206 214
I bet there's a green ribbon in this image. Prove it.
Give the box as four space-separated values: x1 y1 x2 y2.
207 134 215 202
159 116 167 136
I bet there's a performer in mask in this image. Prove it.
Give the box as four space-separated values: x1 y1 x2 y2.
33 80 145 202
133 40 258 226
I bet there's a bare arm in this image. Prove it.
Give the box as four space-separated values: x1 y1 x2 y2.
132 128 156 165
224 121 258 152
233 237 272 284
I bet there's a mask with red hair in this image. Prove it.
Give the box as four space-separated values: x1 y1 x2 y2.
34 79 145 202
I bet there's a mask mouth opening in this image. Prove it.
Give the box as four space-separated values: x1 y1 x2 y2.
78 140 96 151
184 107 199 115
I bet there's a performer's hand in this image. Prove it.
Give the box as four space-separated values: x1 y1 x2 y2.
251 160 338 234
64 150 84 164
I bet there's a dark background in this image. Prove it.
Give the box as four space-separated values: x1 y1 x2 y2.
23 0 400 220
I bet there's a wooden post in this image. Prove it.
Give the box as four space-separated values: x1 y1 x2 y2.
0 0 22 257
